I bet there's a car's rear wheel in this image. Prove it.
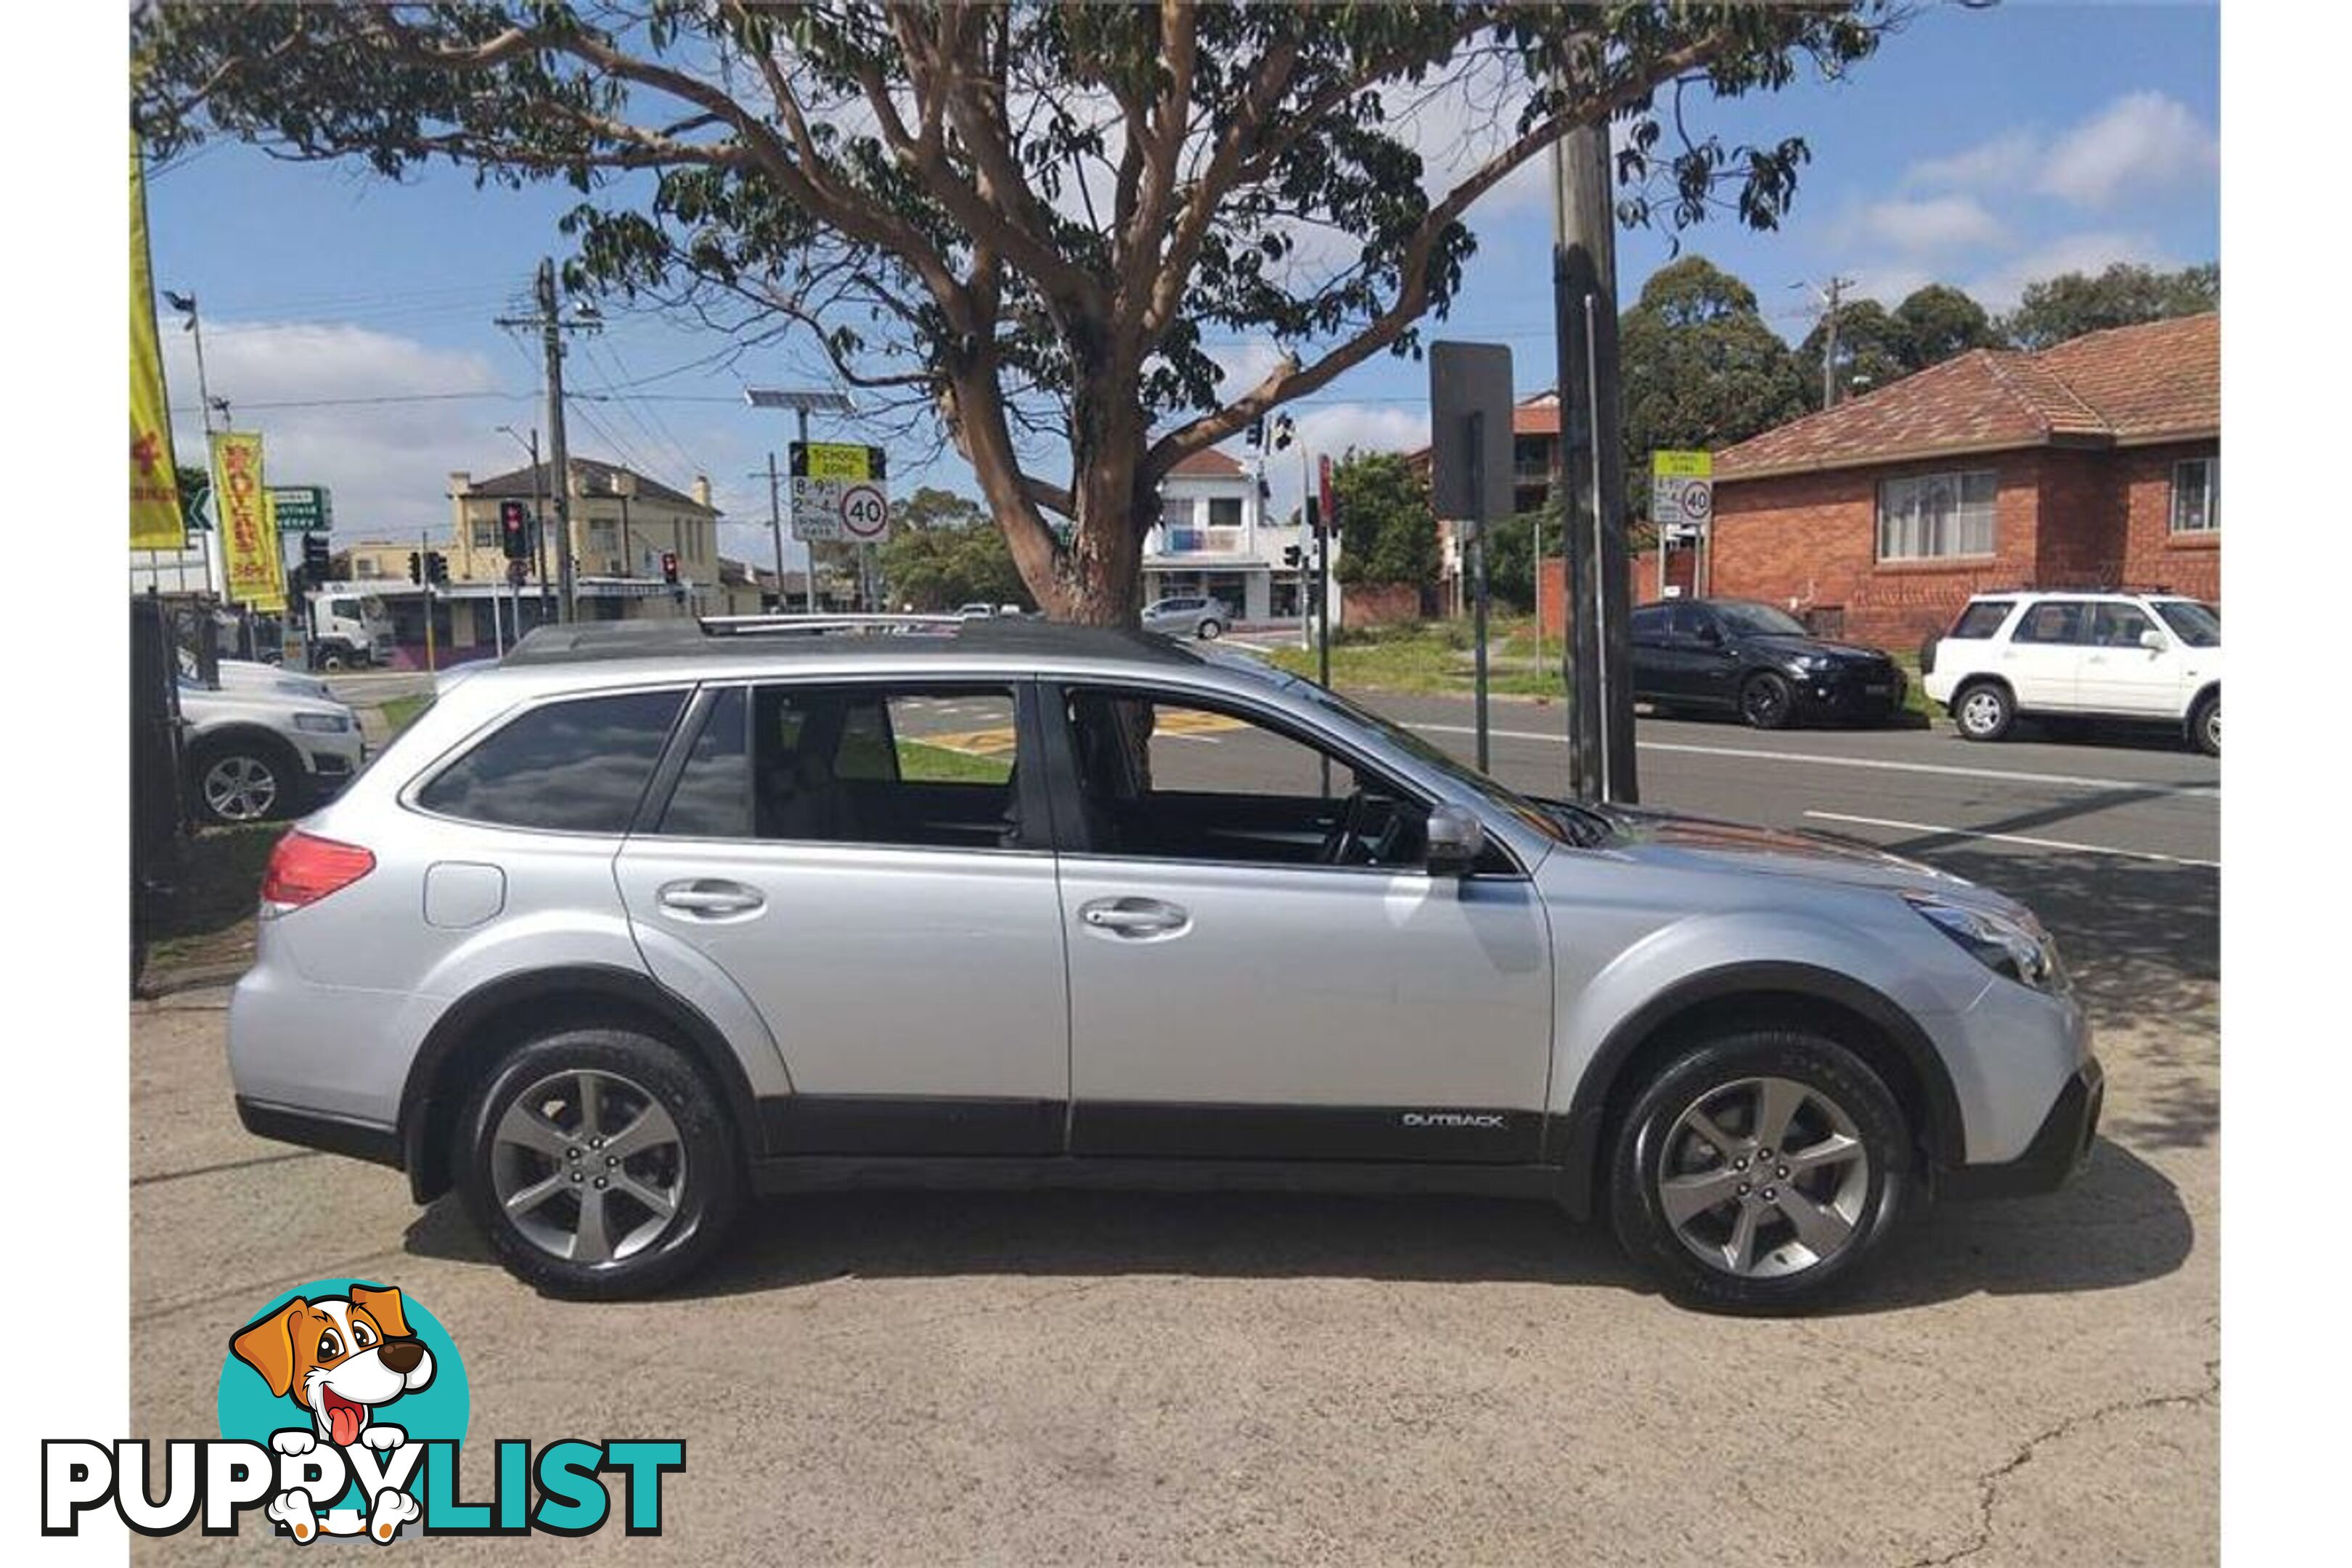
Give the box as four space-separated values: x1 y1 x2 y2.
1609 1029 1911 1313
317 649 346 672
1953 680 2014 742
457 1028 740 1299
1739 671 1794 730
1196 618 1223 640
189 736 299 826
2190 691 2218 756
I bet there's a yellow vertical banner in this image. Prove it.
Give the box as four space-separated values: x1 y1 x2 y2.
130 132 184 549
213 432 287 611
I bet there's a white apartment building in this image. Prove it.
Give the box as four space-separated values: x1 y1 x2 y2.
1140 448 1304 624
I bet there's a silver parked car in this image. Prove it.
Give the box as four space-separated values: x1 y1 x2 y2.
1141 594 1229 640
178 677 366 825
230 618 2097 1310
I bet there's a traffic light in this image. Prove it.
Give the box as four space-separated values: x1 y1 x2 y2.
302 533 330 576
499 500 532 561
1282 544 1302 569
660 550 679 586
1302 494 1320 535
425 551 449 585
407 550 422 584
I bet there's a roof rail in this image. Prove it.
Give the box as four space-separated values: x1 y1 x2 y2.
697 613 962 637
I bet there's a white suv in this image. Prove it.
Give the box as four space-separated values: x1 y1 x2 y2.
1921 591 2220 756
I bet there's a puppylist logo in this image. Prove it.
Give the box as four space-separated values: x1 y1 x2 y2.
41 1278 683 1542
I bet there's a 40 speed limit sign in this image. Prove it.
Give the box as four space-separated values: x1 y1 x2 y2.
838 482 890 542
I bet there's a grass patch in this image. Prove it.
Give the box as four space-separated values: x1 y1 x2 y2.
1262 617 1567 698
897 738 1013 783
380 694 433 735
140 822 287 976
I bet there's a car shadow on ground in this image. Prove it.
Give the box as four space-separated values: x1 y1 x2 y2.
402 1134 2190 1310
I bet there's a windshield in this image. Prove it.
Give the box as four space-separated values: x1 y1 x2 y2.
1712 600 1810 637
2155 600 2219 648
1270 674 1594 846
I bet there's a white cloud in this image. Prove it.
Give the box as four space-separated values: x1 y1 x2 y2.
162 320 524 542
1850 195 2008 256
2035 91 2218 208
1903 130 2038 194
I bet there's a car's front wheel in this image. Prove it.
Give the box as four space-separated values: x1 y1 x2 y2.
1196 618 1224 640
2190 691 2218 756
1609 1029 1912 1313
456 1028 741 1299
188 736 299 826
1739 671 1794 730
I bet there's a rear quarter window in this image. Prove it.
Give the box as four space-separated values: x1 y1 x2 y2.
1948 600 2013 639
415 689 685 833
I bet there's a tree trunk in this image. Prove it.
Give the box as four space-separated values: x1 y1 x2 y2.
1055 449 1151 627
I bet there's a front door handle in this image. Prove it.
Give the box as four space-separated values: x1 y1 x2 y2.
657 878 765 917
1079 897 1190 937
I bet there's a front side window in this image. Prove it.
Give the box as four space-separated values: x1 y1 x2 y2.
417 689 684 833
1062 690 1434 869
1630 605 1670 643
2091 602 2160 648
1667 604 1717 643
2172 457 2218 534
1877 470 1997 560
656 684 1020 849
2012 600 2091 645
1711 601 1809 637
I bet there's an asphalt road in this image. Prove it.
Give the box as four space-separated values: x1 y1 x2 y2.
136 682 2217 1564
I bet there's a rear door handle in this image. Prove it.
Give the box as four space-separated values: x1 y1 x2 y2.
657 879 765 917
1079 897 1189 937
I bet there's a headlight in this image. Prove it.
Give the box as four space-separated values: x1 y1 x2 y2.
1905 893 2065 992
293 711 353 733
1787 653 1833 674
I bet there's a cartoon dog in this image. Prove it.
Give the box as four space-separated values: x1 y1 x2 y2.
230 1283 436 1542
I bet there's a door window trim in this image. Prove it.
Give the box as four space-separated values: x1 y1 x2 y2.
629 674 1058 857
1037 678 1527 879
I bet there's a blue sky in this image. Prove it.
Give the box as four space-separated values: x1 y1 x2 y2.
142 1 2218 564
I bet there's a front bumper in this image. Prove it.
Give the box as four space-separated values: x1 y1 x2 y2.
1937 1057 2104 1199
294 727 367 795
1792 663 1906 720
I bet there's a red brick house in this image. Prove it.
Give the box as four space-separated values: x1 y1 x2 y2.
1706 314 2218 648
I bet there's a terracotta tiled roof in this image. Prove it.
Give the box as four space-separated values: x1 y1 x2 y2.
1715 312 2218 480
1169 447 1247 477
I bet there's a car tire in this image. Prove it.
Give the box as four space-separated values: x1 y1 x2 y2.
1952 680 2014 742
2189 691 2218 756
1738 671 1794 730
1608 1029 1913 1315
1196 618 1223 640
187 735 301 827
455 1027 742 1300
317 650 346 672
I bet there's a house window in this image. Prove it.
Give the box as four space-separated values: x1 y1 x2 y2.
470 520 499 550
354 559 380 579
1160 497 1193 533
1877 470 1996 561
1208 497 1244 530
2171 457 2218 535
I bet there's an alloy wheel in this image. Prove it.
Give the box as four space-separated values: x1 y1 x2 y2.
1656 1075 1871 1279
491 1069 687 1265
1959 690 2005 737
202 754 280 822
1741 676 1789 729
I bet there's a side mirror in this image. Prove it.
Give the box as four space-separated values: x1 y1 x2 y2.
2139 628 2168 652
1425 804 1486 877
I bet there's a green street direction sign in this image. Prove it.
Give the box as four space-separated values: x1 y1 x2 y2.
268 486 333 533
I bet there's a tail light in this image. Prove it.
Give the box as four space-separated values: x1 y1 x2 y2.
260 830 375 911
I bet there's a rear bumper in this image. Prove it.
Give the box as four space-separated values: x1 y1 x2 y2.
1937 1057 2104 1199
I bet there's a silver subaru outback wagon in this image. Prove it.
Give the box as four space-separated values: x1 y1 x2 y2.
230 616 2099 1312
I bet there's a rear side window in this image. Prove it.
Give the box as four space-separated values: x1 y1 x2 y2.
1948 600 2012 639
417 690 683 833
2012 600 2090 645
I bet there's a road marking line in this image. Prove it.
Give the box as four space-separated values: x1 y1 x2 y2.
1801 811 2219 868
1404 723 2218 799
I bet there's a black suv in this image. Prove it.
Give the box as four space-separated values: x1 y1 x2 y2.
1630 599 1905 730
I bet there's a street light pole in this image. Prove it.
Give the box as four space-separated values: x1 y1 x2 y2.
165 289 227 597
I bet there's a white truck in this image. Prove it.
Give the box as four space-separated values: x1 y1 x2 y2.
303 587 396 670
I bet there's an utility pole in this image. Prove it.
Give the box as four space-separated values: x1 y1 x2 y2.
497 260 597 621
419 530 437 674
1551 118 1638 804
765 451 787 610
1800 274 1857 408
